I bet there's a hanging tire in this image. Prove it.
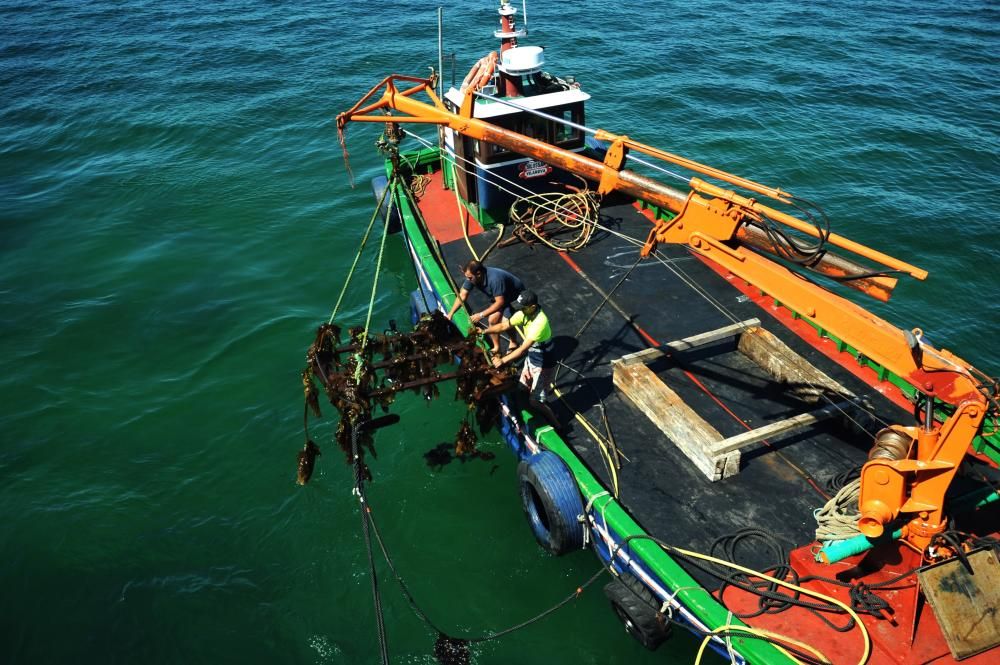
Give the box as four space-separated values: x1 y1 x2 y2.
604 574 671 650
517 451 585 555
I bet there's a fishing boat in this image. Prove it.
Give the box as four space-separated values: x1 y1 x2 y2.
313 2 1000 663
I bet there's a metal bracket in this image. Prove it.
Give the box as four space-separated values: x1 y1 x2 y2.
597 137 629 196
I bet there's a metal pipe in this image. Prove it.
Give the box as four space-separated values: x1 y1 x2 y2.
367 367 489 397
437 7 444 99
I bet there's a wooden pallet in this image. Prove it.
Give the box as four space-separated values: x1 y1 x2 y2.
612 320 857 481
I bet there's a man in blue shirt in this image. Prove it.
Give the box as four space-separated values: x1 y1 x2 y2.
446 259 524 355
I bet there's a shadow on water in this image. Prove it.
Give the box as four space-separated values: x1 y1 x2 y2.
423 442 498 475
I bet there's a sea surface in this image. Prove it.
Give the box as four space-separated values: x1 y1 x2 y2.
2 1 997 663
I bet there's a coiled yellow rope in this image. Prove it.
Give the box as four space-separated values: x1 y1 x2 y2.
509 189 599 251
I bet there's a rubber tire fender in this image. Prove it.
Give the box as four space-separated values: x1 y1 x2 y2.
517 451 585 555
603 574 671 651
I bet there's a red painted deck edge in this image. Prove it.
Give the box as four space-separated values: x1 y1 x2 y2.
413 170 483 244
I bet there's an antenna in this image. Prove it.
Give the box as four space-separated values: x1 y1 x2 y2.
522 0 528 35
437 7 444 98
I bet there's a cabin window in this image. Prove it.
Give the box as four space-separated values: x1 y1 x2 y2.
522 114 548 140
553 105 584 147
476 103 585 164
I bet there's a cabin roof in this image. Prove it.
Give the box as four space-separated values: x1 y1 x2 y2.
443 86 590 119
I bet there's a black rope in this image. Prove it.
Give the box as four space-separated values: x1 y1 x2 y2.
572 253 644 341
608 558 831 664
365 493 446 635
610 531 916 635
355 446 609 662
352 421 391 665
552 251 644 393
465 566 606 643
704 529 860 632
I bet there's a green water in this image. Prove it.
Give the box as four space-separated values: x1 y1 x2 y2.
2 1 997 663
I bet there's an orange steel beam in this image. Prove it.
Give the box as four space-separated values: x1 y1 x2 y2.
735 224 899 302
593 127 928 281
593 128 796 202
335 77 966 389
593 131 930 282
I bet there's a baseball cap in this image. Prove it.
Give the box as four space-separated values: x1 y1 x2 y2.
512 290 538 309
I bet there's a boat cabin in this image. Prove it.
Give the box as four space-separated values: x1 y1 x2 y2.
442 45 590 225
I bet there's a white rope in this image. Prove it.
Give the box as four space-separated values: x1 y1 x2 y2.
725 610 737 665
657 585 702 621
814 478 862 542
579 490 611 549
406 131 596 226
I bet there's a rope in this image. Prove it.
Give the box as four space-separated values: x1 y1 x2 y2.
358 473 608 652
476 223 506 263
366 494 447 636
509 188 599 251
408 130 896 502
397 173 462 303
476 319 626 495
329 179 393 325
427 137 879 499
355 185 395 380
411 173 431 198
814 477 862 542
552 384 620 497
611 534 870 665
352 422 391 665
450 163 480 262
695 625 831 665
574 253 644 341
465 567 606 643
337 126 356 188
407 131 598 238
396 184 433 316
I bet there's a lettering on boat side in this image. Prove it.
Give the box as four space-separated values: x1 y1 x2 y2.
518 160 552 179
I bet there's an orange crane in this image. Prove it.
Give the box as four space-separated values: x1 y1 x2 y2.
336 72 996 555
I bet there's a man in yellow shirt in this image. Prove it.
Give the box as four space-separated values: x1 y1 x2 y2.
482 290 556 421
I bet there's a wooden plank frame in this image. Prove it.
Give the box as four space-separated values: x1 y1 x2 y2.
612 321 856 481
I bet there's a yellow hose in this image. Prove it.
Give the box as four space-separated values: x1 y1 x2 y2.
694 624 832 665
673 546 870 665
552 385 619 497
